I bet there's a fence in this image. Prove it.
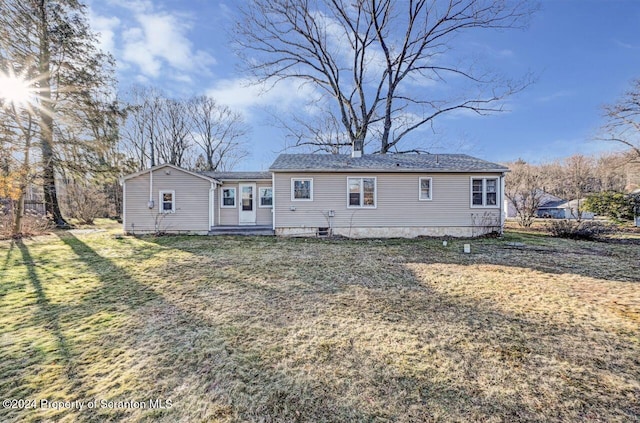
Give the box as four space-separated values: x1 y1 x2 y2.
0 198 46 215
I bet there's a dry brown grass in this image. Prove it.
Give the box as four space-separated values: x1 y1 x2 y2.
0 227 638 422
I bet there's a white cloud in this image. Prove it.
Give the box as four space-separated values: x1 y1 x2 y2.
89 14 120 54
120 27 158 76
106 0 154 14
90 0 216 81
206 78 322 116
120 12 215 78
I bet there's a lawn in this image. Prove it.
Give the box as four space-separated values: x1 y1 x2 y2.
1 222 639 422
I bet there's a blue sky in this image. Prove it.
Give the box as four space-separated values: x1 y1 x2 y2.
87 0 640 170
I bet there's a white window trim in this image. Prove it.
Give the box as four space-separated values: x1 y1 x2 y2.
291 178 313 201
259 187 273 208
346 176 377 209
159 190 175 214
221 187 236 208
418 177 433 201
470 177 500 208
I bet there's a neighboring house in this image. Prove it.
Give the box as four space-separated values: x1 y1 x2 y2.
633 189 640 227
536 198 595 220
504 192 595 220
121 149 509 238
504 191 564 219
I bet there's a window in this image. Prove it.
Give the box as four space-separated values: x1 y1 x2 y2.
347 177 376 208
291 178 313 201
259 187 273 207
221 188 236 208
241 186 253 211
159 190 175 213
419 177 432 201
471 178 499 207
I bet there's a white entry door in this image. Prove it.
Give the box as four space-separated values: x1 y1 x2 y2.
238 183 257 225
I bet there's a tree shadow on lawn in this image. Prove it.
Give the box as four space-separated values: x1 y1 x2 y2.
0 241 21 302
1 240 15 272
15 240 76 378
49 232 402 422
48 233 554 422
0 241 83 422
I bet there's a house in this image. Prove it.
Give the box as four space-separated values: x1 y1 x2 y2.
121 150 509 238
504 192 596 221
536 198 595 220
504 191 564 219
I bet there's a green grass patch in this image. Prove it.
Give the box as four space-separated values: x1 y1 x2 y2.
0 227 638 422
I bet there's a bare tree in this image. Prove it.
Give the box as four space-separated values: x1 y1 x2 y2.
601 78 640 158
188 96 249 171
156 98 192 168
120 90 250 172
560 155 597 221
120 86 165 171
593 152 628 193
504 159 544 227
235 0 534 154
274 112 353 154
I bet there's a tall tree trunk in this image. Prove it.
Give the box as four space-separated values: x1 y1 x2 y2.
36 0 67 227
12 195 25 235
12 115 32 236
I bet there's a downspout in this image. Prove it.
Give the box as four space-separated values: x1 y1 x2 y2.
148 167 154 209
500 173 506 235
121 178 126 233
214 181 216 229
272 172 276 232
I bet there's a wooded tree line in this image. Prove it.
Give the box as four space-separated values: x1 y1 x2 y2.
505 151 640 227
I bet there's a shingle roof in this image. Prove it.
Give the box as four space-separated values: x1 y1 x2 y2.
200 171 272 180
269 153 509 173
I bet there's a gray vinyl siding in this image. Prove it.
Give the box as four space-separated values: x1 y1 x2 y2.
124 168 211 232
256 182 274 225
216 181 273 226
217 182 239 226
273 172 502 228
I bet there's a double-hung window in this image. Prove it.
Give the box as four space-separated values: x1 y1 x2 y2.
347 177 376 208
471 178 498 207
292 178 313 201
159 190 175 213
419 177 432 201
221 188 236 208
259 187 273 207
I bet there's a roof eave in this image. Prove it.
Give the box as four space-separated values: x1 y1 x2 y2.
269 168 509 173
217 178 273 182
121 163 222 184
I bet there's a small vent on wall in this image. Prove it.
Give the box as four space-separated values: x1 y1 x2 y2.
317 227 330 237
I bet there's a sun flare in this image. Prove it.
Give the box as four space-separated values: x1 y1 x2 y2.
0 74 33 106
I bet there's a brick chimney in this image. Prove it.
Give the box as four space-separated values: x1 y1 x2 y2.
351 139 363 158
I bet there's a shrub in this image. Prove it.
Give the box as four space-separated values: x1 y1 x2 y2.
0 208 53 239
584 191 639 222
61 183 109 225
546 219 614 241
